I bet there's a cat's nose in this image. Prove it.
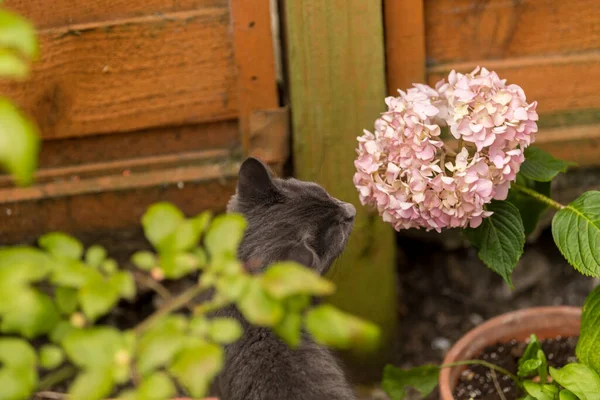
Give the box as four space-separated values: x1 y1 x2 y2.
342 203 356 219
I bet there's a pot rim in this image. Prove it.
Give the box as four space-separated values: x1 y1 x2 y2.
438 305 582 399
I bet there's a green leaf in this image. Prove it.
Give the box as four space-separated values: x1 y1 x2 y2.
168 340 224 398
189 316 210 337
68 369 114 400
204 213 247 257
159 219 202 252
141 202 185 249
0 288 60 338
0 98 39 185
521 146 571 182
552 191 600 277
523 381 559 400
382 364 439 400
0 338 36 368
283 294 311 313
136 315 187 376
101 258 118 275
550 364 600 399
577 285 600 375
49 320 76 344
237 278 283 326
274 312 302 348
0 338 38 400
62 327 124 368
208 318 243 344
110 271 136 300
465 200 525 287
518 335 548 381
0 246 53 284
304 304 380 350
39 344 65 369
560 390 579 400
158 252 200 279
261 261 336 299
78 275 120 322
216 274 250 301
85 245 107 268
55 286 78 315
507 173 552 236
0 49 28 78
131 251 157 270
50 259 104 288
118 372 177 400
39 232 84 260
0 10 38 59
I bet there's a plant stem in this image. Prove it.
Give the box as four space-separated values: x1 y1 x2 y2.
490 368 507 400
441 360 522 388
38 365 76 391
134 285 206 335
511 183 565 210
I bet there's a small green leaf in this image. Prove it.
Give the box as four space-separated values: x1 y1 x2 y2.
189 316 210 337
50 259 103 288
39 232 84 260
274 312 302 348
68 369 114 400
0 338 36 368
118 372 177 400
101 258 118 275
507 174 552 236
208 318 243 344
110 271 136 300
0 246 53 285
0 288 60 338
136 315 187 376
523 381 559 400
159 219 201 252
304 304 380 350
237 278 283 326
131 251 157 270
168 340 224 398
261 261 336 299
518 335 548 381
204 213 247 257
62 327 124 368
550 364 600 399
382 364 439 400
49 320 75 344
0 339 38 400
141 202 185 249
577 285 600 376
552 191 600 277
85 245 107 268
159 252 200 279
0 49 28 78
216 274 250 301
55 286 78 315
560 389 579 400
39 344 65 369
521 146 570 182
0 10 38 59
0 98 39 186
78 276 120 322
465 200 525 287
283 294 311 313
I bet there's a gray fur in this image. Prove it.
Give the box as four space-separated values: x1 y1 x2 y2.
210 157 357 400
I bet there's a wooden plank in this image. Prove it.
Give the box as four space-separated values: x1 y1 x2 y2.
384 0 426 95
230 0 279 155
0 9 238 140
536 124 600 167
3 0 228 28
425 0 600 64
428 53 600 114
284 0 397 381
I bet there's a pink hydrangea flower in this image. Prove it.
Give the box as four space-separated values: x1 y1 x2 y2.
354 67 538 232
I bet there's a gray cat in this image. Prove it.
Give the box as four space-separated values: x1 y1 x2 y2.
210 157 357 400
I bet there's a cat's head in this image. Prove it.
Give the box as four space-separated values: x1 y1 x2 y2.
228 157 356 275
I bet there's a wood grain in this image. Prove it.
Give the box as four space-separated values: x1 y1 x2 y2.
384 0 426 94
428 53 600 114
3 0 228 28
536 124 600 167
0 9 238 140
425 0 600 64
284 0 397 380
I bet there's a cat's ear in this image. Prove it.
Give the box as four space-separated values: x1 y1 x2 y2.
285 242 318 269
237 157 275 200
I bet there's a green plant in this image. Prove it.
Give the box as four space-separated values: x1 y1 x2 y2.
0 6 40 185
0 203 379 400
382 284 600 399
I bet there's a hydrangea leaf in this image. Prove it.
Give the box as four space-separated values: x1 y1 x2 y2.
236 278 283 326
0 98 39 186
68 369 114 400
507 173 551 236
208 318 243 344
141 202 185 250
168 340 224 399
465 200 525 287
521 146 571 182
304 304 380 350
576 284 600 376
0 288 60 338
552 191 600 277
381 364 439 400
260 261 336 299
550 364 600 399
136 315 187 376
39 344 65 369
204 213 247 257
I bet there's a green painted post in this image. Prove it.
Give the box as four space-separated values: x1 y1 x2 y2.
283 0 398 381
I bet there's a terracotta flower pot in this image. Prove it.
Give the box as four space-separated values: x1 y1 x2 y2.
438 306 582 400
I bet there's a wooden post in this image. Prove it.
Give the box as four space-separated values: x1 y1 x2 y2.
283 0 398 381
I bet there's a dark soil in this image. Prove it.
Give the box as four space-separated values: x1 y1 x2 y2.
453 336 578 400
